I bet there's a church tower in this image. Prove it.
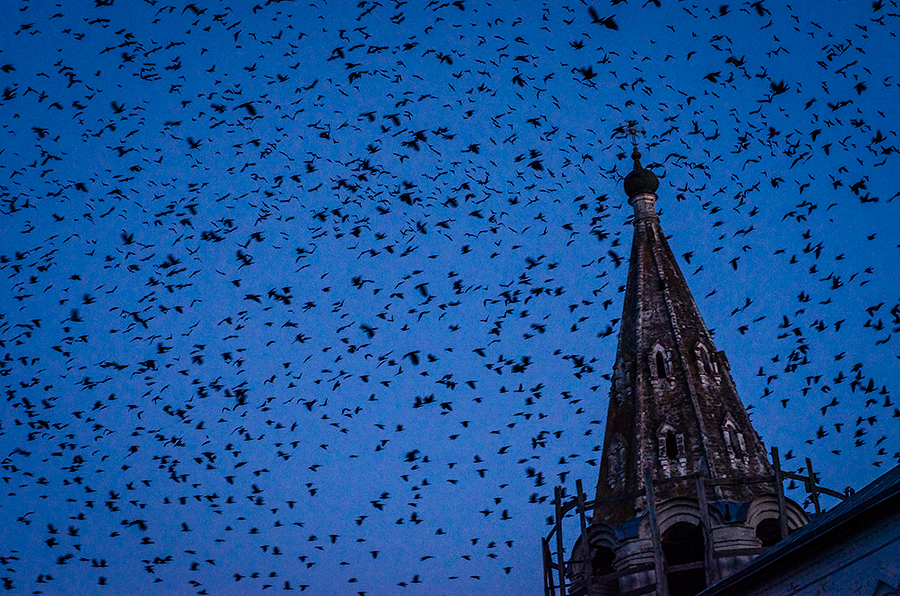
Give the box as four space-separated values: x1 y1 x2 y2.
562 134 808 596
596 145 773 518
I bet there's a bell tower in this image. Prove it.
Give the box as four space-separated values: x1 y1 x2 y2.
562 126 808 596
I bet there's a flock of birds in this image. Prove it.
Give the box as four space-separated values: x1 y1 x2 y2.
1 1 899 594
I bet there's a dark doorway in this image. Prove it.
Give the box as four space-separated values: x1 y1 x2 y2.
661 522 706 596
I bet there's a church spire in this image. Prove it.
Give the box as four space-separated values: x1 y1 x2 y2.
556 134 810 596
593 129 772 525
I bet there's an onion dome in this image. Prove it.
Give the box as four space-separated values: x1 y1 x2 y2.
623 149 659 198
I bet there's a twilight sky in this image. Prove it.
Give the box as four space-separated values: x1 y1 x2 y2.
1 1 899 594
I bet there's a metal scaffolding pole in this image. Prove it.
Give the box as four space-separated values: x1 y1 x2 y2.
643 468 669 596
806 457 821 515
576 479 593 596
771 446 789 540
696 474 716 586
555 486 567 595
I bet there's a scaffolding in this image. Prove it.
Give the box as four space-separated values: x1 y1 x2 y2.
541 446 853 596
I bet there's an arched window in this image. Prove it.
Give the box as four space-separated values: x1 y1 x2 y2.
656 351 667 379
662 522 706 596
755 518 782 548
723 416 745 459
701 346 712 375
695 342 719 381
657 423 683 462
614 360 632 404
607 437 626 489
666 431 678 460
652 344 669 382
731 432 743 458
591 546 615 576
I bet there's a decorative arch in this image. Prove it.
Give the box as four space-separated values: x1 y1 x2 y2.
650 343 671 383
658 421 687 477
587 524 618 579
566 525 620 593
623 359 633 400
657 422 684 461
746 494 810 539
640 500 707 596
607 435 627 490
655 497 703 535
695 341 719 382
662 521 707 596
613 359 633 404
722 413 746 460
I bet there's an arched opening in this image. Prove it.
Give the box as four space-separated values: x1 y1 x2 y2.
590 545 620 595
755 518 782 548
607 439 626 489
591 545 615 576
665 431 679 459
730 431 743 458
700 347 712 375
661 522 706 596
656 350 667 379
696 343 719 381
724 425 743 458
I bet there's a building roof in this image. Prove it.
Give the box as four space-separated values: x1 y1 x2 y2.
699 462 900 595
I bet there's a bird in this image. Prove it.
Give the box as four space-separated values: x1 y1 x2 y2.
0 2 897 595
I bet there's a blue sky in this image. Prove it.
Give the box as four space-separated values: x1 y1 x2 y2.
1 1 899 594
